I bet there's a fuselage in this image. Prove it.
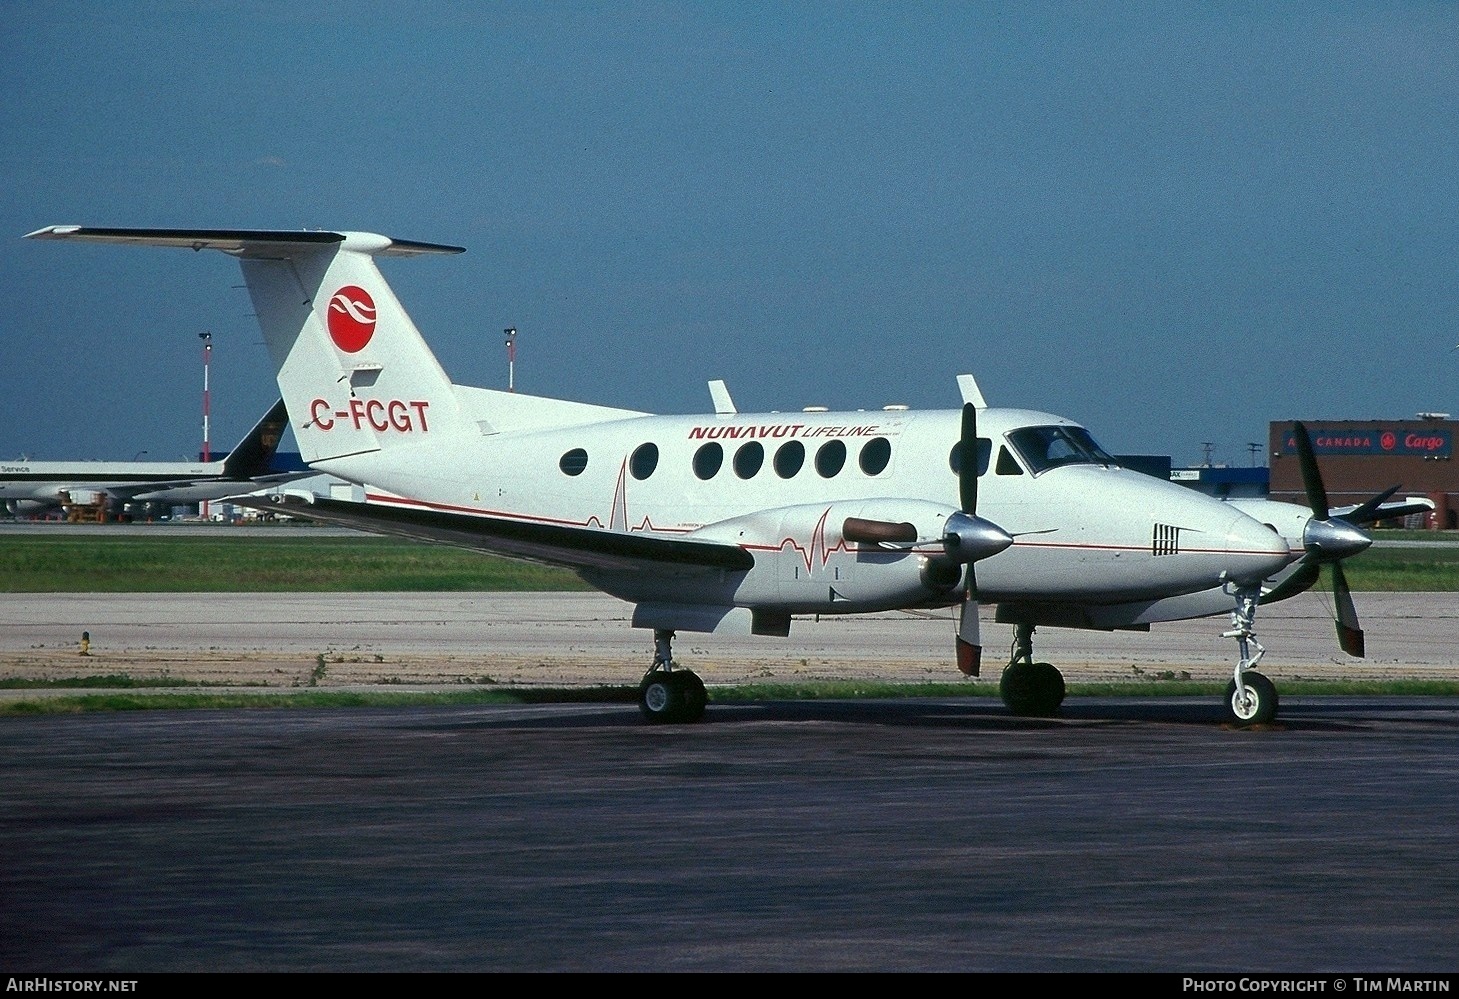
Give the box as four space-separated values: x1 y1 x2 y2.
0 459 228 513
317 403 1297 616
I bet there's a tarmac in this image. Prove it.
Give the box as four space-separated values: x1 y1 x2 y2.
1 590 1455 695
4 586 1459 971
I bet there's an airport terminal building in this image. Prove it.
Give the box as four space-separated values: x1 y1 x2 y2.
1266 416 1457 529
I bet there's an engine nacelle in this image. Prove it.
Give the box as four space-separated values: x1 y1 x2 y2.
689 498 966 613
6 499 57 515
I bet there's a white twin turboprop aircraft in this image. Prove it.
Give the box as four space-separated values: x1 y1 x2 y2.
28 226 1386 726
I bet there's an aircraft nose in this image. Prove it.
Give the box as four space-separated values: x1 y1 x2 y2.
1220 509 1298 584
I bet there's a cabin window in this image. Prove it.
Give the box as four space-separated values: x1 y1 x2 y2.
774 440 805 478
629 442 659 480
734 441 765 479
858 437 891 476
559 448 588 476
949 438 993 477
693 442 724 480
815 440 846 477
995 446 1024 476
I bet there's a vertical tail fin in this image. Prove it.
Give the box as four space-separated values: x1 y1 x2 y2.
25 227 467 464
220 398 290 479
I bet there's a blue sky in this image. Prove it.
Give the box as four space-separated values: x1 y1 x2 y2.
3 2 1456 466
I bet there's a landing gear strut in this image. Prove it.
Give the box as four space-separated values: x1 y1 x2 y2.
638 629 708 724
999 623 1065 717
1222 584 1278 726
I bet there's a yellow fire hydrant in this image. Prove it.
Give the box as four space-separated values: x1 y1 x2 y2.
79 631 91 656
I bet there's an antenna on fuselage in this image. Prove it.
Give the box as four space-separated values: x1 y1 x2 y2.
957 373 987 409
708 379 736 414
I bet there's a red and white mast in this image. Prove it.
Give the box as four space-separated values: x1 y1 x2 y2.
200 331 212 518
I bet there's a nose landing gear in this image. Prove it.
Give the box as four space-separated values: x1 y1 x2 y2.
1222 585 1278 726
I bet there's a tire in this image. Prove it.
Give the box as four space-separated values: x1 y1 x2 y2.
1033 662 1066 714
676 672 708 722
1000 663 1035 715
1001 662 1065 717
1225 671 1278 726
639 670 683 723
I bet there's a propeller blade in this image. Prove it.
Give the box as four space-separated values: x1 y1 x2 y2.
955 583 981 676
1342 485 1402 525
1291 422 1330 521
959 403 977 515
1259 562 1321 605
953 403 1001 677
1284 423 1371 657
1332 562 1365 658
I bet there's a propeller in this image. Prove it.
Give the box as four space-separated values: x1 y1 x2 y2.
1260 421 1376 657
948 403 1014 676
839 402 1011 675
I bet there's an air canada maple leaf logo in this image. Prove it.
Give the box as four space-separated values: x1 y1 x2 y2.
327 286 376 352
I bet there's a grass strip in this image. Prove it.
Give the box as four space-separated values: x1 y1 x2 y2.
7 678 1459 716
0 532 1455 592
0 535 589 592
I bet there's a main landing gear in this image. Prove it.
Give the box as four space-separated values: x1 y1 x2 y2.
639 629 708 724
1222 584 1279 727
999 623 1066 717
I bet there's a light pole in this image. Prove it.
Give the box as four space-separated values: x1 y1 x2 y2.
504 328 517 392
199 332 212 519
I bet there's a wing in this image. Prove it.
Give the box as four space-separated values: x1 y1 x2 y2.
1331 497 1436 524
238 493 755 575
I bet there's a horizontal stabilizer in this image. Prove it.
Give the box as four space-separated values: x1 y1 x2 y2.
25 226 464 258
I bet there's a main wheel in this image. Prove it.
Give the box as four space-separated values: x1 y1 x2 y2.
639 670 683 723
1225 671 1278 726
1000 662 1064 717
1033 662 1065 713
676 672 708 722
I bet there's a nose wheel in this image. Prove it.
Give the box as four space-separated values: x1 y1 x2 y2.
999 624 1066 717
1222 584 1278 726
1225 671 1278 726
639 629 708 724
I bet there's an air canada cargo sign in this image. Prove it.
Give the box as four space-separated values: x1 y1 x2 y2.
1280 424 1452 458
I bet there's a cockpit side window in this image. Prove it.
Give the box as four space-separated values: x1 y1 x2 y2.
1006 425 1114 475
995 446 1024 476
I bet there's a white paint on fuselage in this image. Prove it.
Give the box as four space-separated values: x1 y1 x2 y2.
318 402 1296 613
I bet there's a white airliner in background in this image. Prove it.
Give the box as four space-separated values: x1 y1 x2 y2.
27 226 1388 725
1 398 298 518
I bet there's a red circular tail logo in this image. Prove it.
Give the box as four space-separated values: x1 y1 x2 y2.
327 286 377 353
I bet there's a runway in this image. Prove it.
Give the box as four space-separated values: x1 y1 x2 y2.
1 591 1456 693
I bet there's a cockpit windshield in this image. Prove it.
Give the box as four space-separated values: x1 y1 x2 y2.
1005 425 1116 475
